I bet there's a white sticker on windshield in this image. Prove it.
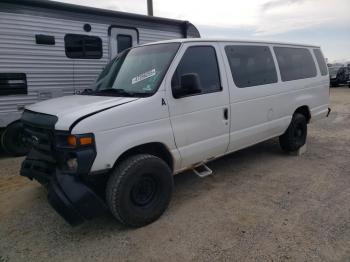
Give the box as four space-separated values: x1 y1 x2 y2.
132 69 156 85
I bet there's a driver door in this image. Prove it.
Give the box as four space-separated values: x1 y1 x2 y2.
165 43 230 169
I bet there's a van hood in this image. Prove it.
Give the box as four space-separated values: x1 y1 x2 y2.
26 95 138 130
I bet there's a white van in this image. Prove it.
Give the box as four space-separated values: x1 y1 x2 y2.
20 39 330 227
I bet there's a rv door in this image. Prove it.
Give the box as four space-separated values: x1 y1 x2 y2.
109 27 138 59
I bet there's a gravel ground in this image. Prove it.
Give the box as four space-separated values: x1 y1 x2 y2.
1 88 350 262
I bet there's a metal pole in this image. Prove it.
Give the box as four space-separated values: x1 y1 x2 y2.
147 0 153 16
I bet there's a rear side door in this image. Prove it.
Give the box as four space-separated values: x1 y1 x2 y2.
165 43 230 168
221 43 281 152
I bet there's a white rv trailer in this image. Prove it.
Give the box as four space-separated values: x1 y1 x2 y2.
0 0 200 156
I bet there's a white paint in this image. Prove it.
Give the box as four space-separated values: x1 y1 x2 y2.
26 39 330 173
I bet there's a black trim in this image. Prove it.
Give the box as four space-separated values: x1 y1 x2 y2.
69 98 138 132
35 34 55 45
48 171 107 226
21 110 58 129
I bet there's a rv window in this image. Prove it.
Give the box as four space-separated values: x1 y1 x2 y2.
172 46 221 96
313 49 328 76
274 47 317 81
0 73 27 96
225 45 278 88
117 35 132 53
65 34 102 59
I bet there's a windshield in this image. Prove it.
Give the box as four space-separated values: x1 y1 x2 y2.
90 43 180 97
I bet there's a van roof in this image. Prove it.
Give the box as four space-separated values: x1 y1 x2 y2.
143 38 321 48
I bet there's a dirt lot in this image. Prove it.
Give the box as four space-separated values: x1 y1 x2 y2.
1 88 350 262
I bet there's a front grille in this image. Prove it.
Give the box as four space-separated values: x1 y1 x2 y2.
23 123 53 153
20 110 58 183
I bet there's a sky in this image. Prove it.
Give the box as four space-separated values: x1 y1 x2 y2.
56 0 350 63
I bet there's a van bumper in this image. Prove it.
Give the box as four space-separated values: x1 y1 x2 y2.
21 162 106 226
48 171 107 226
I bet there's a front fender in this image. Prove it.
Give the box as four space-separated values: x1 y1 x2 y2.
91 118 180 172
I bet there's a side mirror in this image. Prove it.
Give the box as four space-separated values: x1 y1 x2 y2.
173 73 201 98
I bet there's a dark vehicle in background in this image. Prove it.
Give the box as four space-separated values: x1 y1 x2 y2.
329 66 350 87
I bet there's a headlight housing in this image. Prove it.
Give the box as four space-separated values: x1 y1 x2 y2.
56 133 95 148
55 133 96 175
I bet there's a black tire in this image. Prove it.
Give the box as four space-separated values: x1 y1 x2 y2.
106 154 174 227
279 113 307 152
1 121 30 157
0 129 4 154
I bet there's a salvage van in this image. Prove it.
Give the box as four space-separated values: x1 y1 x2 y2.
20 39 330 227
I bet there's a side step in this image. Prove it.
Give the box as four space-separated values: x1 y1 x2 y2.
192 164 213 178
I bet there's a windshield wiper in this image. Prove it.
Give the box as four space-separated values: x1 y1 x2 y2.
95 88 137 97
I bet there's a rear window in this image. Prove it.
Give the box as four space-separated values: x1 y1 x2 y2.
225 45 278 88
274 47 317 81
313 49 328 76
65 34 103 59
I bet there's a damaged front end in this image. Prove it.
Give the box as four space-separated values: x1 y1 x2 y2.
20 110 106 226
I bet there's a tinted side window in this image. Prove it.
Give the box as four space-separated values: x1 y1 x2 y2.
274 47 317 81
0 73 27 96
172 46 221 96
117 34 132 53
225 45 277 88
313 49 328 76
65 34 102 59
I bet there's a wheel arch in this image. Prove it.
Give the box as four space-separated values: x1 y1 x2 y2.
113 142 174 172
294 105 311 123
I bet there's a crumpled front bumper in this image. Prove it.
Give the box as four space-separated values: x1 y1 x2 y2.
48 171 107 226
21 159 107 226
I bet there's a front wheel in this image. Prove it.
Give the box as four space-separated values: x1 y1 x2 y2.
106 154 174 227
279 113 307 152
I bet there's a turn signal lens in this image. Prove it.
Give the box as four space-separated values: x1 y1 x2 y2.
67 135 77 146
66 134 94 147
79 137 93 145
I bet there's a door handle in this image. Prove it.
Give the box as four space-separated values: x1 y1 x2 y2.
223 108 228 120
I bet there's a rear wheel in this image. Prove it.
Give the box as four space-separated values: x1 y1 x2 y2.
0 129 4 154
279 113 307 152
1 121 30 157
106 154 174 227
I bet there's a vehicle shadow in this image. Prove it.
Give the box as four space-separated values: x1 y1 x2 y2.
3 137 287 243
67 137 284 234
